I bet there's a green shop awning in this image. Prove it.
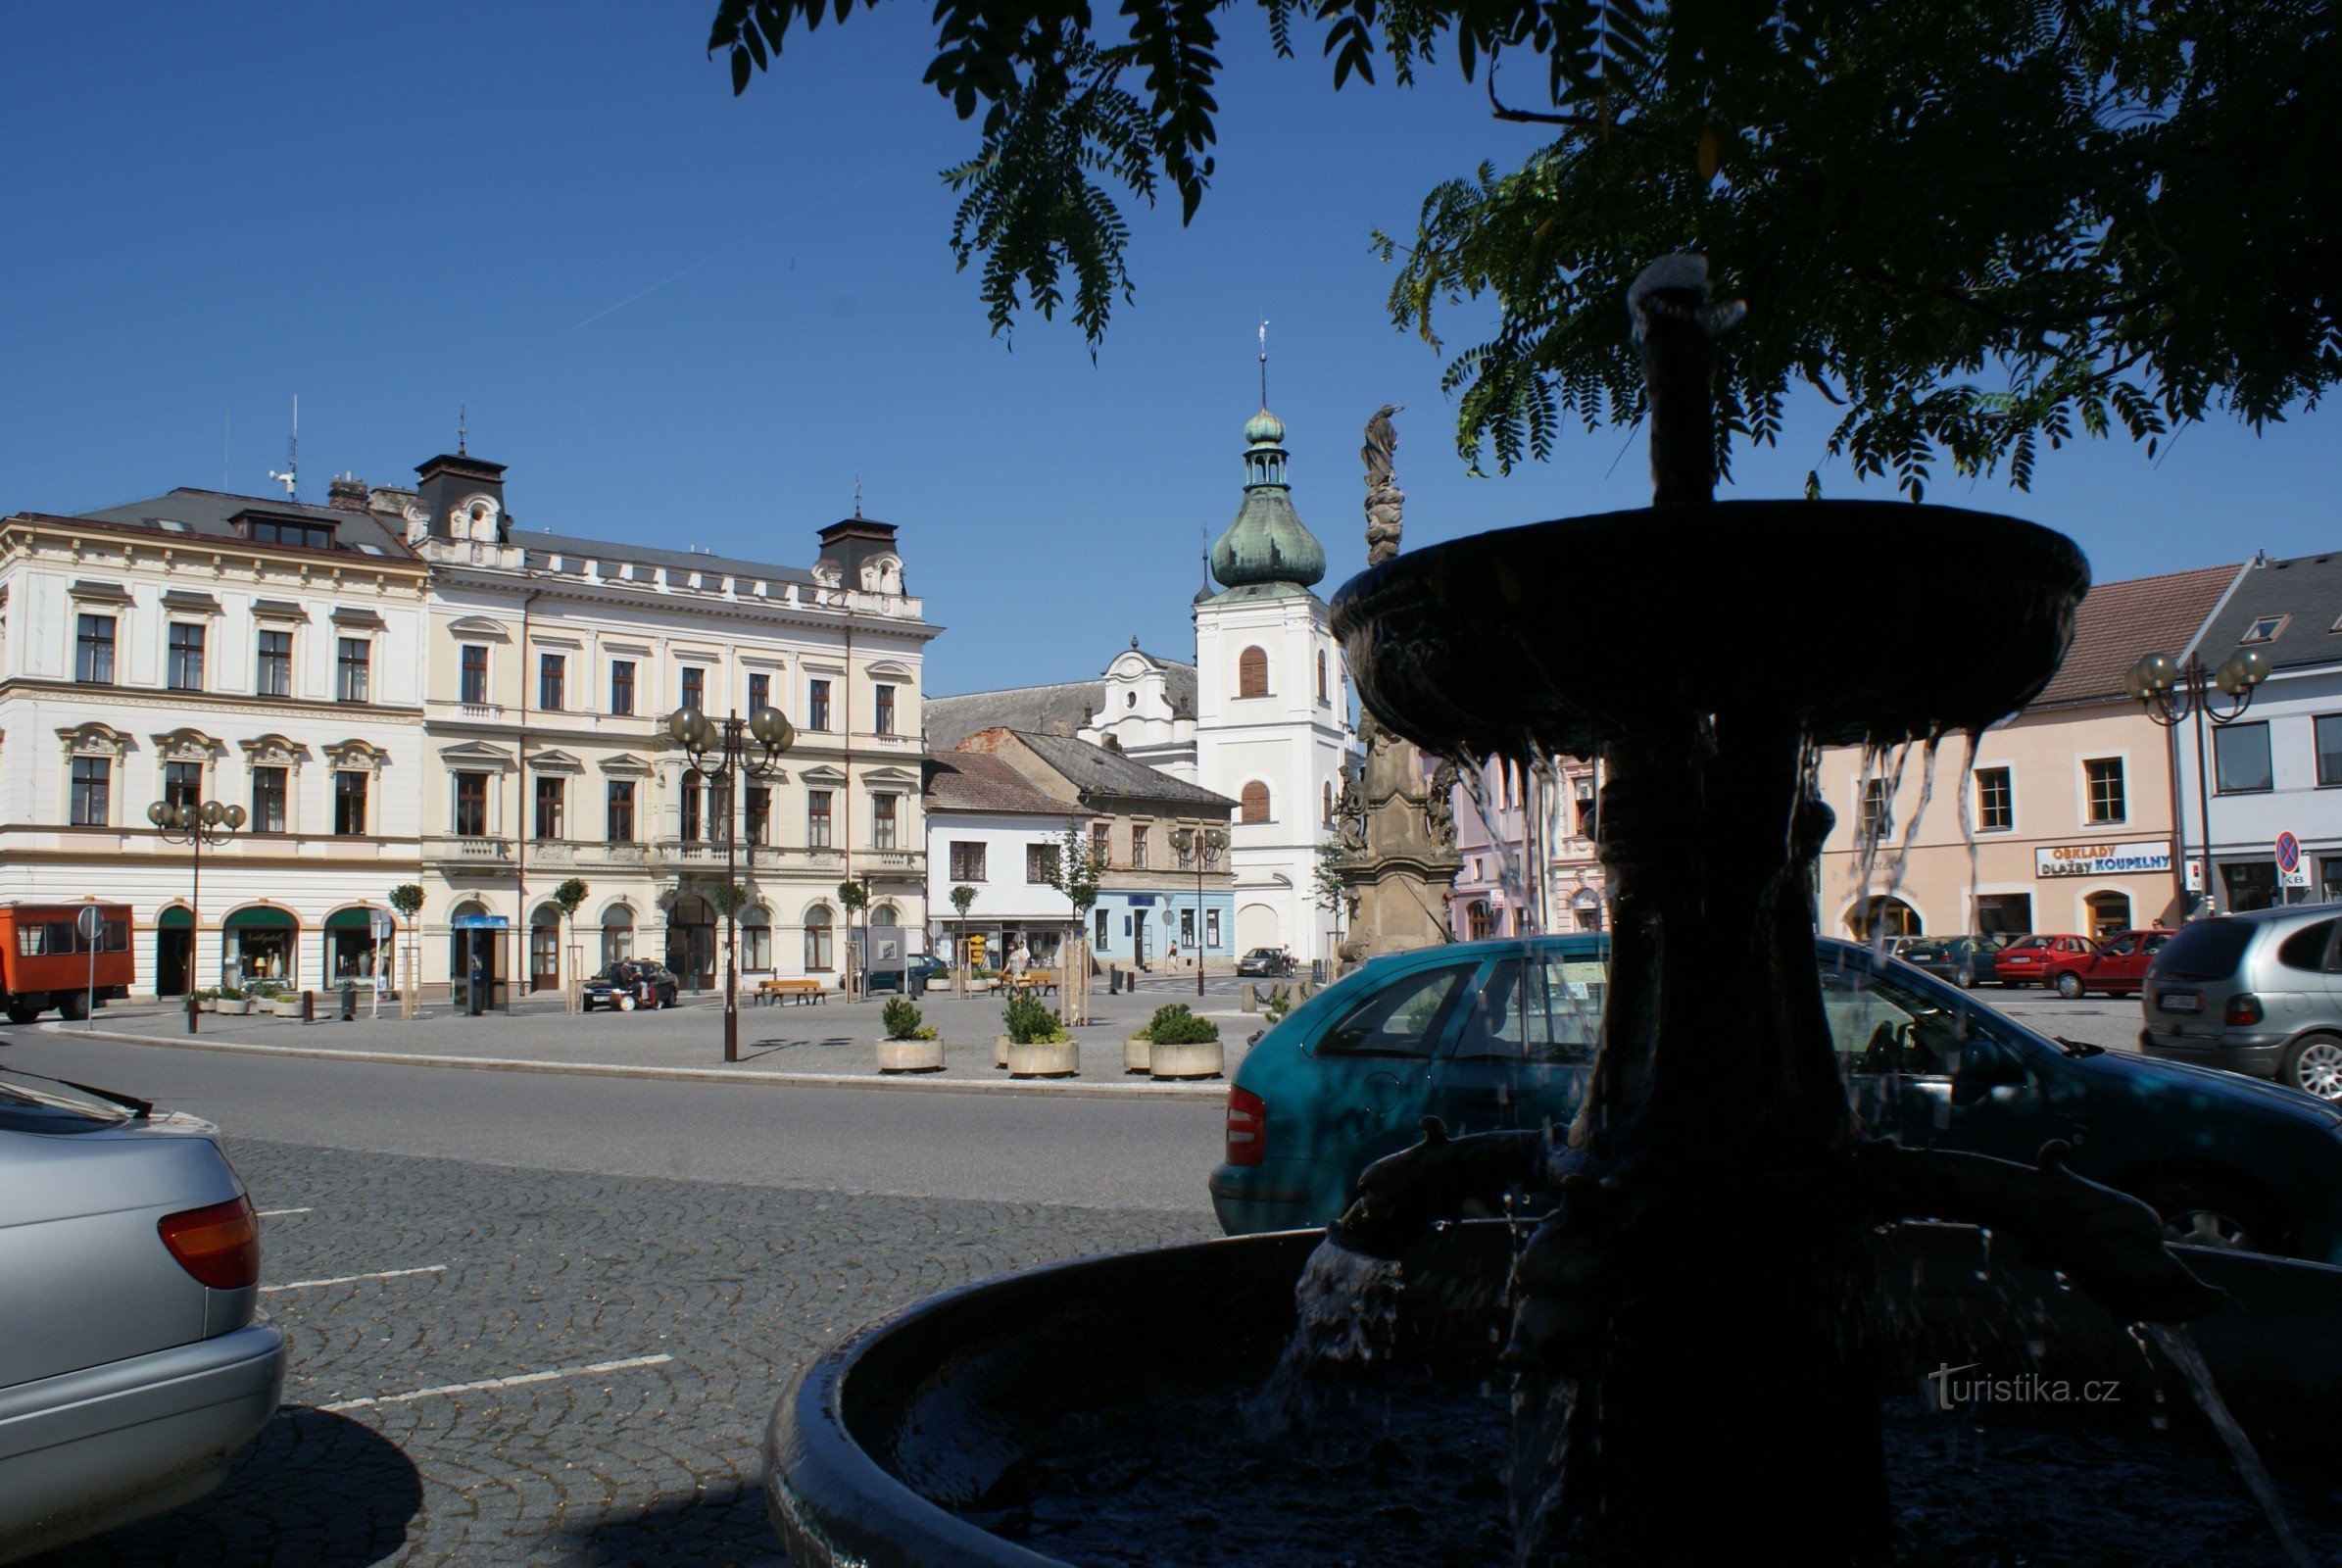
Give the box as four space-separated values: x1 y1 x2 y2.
323 907 378 930
224 906 298 930
156 907 192 929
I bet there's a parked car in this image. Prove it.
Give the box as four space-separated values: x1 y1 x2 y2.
0 1064 285 1560
1236 947 1294 979
1992 932 2096 987
1895 933 2011 990
2041 928 2173 999
580 960 678 1012
865 956 951 995
1210 934 2342 1261
2143 906 2342 1102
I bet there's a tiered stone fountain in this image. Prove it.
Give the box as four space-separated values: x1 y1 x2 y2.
761 260 2342 1568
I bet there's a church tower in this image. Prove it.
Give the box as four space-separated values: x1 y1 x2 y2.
1195 398 1354 965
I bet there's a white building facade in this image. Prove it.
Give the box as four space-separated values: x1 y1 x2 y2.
0 490 429 998
921 750 1094 968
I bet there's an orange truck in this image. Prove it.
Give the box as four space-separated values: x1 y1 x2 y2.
0 902 133 1022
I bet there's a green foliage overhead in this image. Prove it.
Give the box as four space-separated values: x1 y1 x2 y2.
837 880 870 913
1041 818 1103 915
553 877 591 917
709 0 2337 496
710 879 753 916
950 884 979 917
388 883 424 917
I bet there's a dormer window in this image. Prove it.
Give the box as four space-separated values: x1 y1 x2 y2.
232 511 337 551
2241 614 2287 645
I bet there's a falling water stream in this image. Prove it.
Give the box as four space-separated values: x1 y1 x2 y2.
2145 1324 2318 1568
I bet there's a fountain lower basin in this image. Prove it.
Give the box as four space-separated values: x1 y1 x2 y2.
761 1222 2342 1567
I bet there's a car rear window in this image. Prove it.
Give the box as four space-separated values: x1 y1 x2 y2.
0 1075 130 1134
2003 935 2046 952
2151 919 2255 982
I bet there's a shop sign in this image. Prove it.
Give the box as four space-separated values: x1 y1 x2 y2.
2034 842 2172 879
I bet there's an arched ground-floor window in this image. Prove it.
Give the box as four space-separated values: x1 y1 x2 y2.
805 906 835 972
1847 896 1921 942
1465 900 1496 941
2084 890 2132 939
743 906 772 972
601 906 635 968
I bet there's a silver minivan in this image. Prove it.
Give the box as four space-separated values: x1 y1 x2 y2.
2141 905 2342 1102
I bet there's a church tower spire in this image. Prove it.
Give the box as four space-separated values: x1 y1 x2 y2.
1207 342 1327 598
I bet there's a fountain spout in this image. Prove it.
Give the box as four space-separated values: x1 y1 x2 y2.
1325 1118 1545 1260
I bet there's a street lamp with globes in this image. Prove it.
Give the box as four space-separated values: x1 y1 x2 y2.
1167 823 1228 998
147 797 246 1034
666 702 794 1060
2125 647 2270 916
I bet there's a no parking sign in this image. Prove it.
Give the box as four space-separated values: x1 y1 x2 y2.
2277 831 2311 889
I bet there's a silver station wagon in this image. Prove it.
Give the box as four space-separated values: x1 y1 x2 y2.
2142 905 2342 1102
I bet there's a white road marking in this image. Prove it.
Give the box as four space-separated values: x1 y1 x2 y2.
262 1264 447 1294
256 1207 313 1217
318 1354 676 1413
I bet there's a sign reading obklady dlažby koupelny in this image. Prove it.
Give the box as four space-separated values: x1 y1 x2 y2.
2034 842 2174 878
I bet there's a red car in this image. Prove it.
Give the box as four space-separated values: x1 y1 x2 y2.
1991 933 2096 988
2041 928 2173 998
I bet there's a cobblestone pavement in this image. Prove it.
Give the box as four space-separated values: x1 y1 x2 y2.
33 1140 1218 1568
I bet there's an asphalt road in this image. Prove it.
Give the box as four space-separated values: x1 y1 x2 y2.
0 1030 1227 1212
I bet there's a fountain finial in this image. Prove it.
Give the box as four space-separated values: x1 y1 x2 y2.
1627 253 1744 506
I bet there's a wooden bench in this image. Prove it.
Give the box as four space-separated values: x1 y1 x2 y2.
1006 974 1058 997
755 978 829 1005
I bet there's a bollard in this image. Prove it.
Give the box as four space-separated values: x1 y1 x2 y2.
339 982 357 1021
1242 982 1258 1012
300 989 315 1024
1297 980 1315 1002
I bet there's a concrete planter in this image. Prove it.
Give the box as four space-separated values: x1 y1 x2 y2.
1005 1040 1079 1079
196 996 217 1013
876 1037 947 1074
215 998 251 1016
268 997 304 1017
993 1035 1011 1069
1148 1039 1225 1081
1123 1035 1153 1074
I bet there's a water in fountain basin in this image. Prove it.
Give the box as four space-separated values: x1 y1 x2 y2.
1248 1238 1406 1435
2145 1323 2318 1568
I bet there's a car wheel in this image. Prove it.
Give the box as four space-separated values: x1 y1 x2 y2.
617 993 637 1012
2054 972 2083 1000
4 1003 40 1024
1955 966 1978 990
2140 1177 2280 1254
58 992 90 1021
2279 1033 2342 1102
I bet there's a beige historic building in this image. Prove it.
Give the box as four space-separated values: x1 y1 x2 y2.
0 488 428 996
375 454 938 1002
1817 564 2247 942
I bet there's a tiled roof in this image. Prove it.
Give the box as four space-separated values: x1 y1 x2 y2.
927 682 1102 749
2028 562 2245 708
1008 731 1236 809
56 487 418 562
923 751 1097 816
2191 551 2342 673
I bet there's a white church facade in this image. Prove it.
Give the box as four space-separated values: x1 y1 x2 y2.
926 406 1355 967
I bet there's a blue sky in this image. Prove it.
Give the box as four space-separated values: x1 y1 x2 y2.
5 2 2332 696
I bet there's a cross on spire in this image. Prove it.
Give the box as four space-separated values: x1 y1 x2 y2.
1257 316 1270 408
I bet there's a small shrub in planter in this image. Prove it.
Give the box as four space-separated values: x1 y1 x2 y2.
1142 1003 1219 1046
881 998 939 1042
1002 994 1069 1046
1263 987 1294 1024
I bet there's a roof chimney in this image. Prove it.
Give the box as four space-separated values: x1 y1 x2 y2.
327 474 370 514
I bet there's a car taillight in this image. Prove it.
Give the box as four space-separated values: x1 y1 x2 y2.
2224 995 2265 1027
159 1195 260 1290
1225 1087 1266 1166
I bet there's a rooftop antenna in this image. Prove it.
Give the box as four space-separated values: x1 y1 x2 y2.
458 402 467 456
267 396 298 500
1257 316 1270 408
853 474 863 518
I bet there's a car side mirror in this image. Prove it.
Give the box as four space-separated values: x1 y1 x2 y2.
1954 1035 2025 1089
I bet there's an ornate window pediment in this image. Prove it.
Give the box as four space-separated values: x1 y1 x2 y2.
529 749 585 775
59 722 129 759
599 753 652 778
865 659 915 679
328 739 389 772
439 740 515 772
800 764 849 785
446 614 512 642
863 765 919 787
240 734 308 768
153 728 220 764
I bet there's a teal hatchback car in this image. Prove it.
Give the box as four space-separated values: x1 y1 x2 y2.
1210 935 2342 1263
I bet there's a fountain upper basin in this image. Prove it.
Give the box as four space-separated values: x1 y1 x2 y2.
1330 502 2090 760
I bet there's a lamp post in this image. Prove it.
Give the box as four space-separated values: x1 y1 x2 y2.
666 703 794 1061
1168 824 1228 998
147 798 246 1034
2126 647 2270 917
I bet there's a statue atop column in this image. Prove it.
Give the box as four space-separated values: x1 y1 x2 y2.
1361 404 1404 565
